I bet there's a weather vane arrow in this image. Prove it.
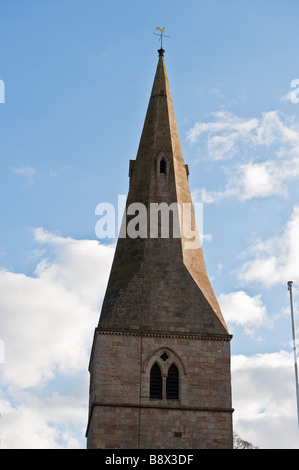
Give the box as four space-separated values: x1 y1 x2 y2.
153 27 170 51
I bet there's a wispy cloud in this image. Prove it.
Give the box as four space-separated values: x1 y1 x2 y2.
13 166 37 177
12 166 38 185
187 110 299 158
48 166 68 177
186 110 259 160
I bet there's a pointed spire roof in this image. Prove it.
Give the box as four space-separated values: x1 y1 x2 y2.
98 50 230 338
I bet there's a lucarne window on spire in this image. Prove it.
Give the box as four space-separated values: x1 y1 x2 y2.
160 158 166 174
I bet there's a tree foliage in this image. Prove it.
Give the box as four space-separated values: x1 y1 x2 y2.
233 432 258 449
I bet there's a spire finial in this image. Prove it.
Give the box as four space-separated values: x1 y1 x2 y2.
154 27 170 55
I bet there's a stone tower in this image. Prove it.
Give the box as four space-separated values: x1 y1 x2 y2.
86 48 233 449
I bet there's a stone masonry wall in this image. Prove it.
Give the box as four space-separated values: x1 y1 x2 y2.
86 331 233 449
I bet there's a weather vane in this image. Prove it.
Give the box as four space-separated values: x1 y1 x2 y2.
154 27 170 50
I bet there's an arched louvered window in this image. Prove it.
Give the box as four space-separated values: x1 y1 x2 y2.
160 158 166 174
150 362 162 399
166 364 179 400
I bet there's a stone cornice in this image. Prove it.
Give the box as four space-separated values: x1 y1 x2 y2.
96 327 232 342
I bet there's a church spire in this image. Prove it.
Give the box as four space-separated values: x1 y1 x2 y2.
87 46 233 450
98 49 229 337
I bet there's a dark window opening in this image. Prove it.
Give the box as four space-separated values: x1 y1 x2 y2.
166 364 179 400
160 158 166 174
150 363 162 399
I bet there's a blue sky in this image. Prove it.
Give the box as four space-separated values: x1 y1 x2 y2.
1 0 299 448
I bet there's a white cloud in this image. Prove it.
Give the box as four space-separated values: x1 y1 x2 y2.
0 229 114 389
234 158 299 201
0 390 87 449
239 205 299 287
33 228 113 306
201 158 299 203
0 229 115 448
188 110 299 202
238 161 284 199
219 290 269 336
192 158 296 203
232 351 299 448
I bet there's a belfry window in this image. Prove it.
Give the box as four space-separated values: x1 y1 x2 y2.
146 349 184 403
150 362 162 399
166 364 179 400
160 158 166 174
